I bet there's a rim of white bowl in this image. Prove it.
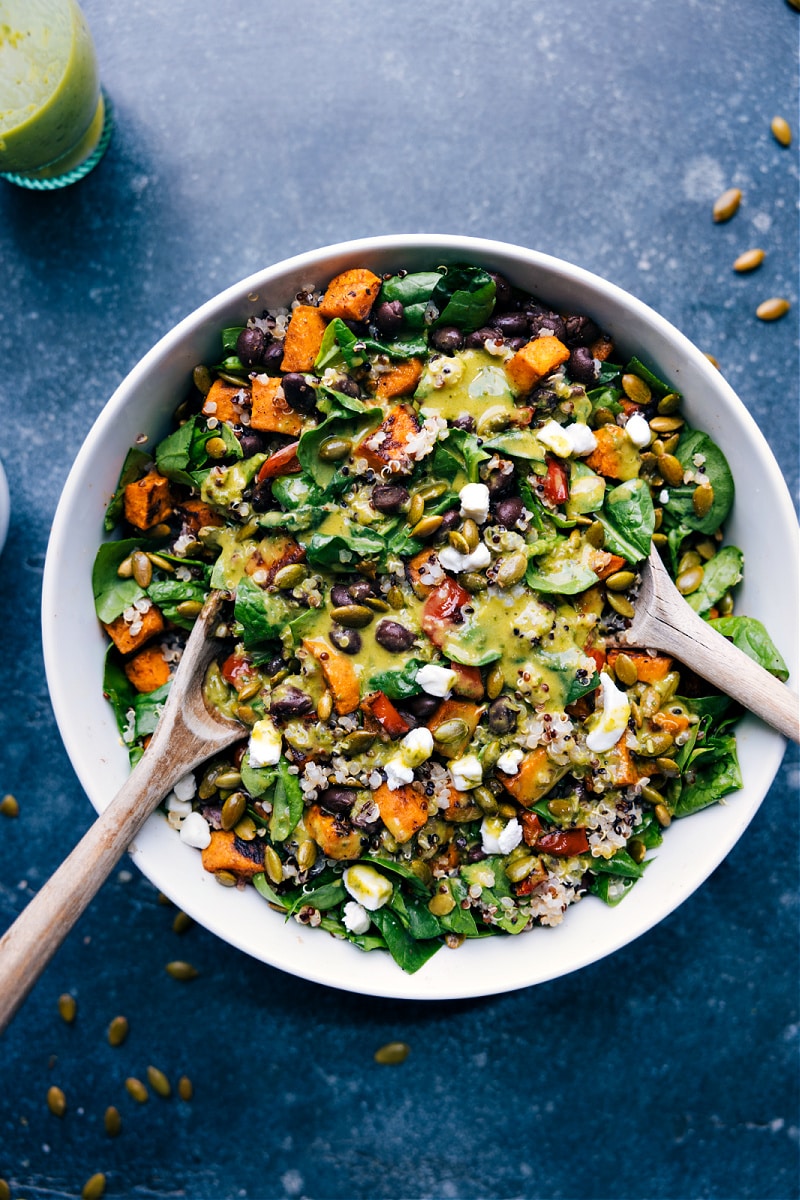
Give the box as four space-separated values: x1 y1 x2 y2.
41 235 799 1000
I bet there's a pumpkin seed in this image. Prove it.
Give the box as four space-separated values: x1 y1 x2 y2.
176 599 204 619
649 415 685 434
178 1075 193 1101
607 592 634 618
205 436 228 459
273 563 307 589
296 840 317 872
217 370 248 387
733 248 765 273
235 519 260 542
193 365 213 395
718 591 735 616
410 859 433 887
108 1015 129 1046
172 910 193 935
548 797 573 818
629 699 643 728
641 685 661 719
692 483 715 518
317 691 334 722
445 932 465 949
621 373 652 406
756 297 790 321
411 514 444 539
0 1181 9 1200
233 815 257 841
628 838 647 865
505 855 540 883
656 392 681 415
638 730 676 756
712 186 742 222
658 453 684 486
131 550 152 587
236 677 262 702
58 993 77 1023
116 554 134 578
654 803 672 828
433 718 469 744
462 518 480 552
593 407 616 426
147 1066 171 1098
448 530 471 555
613 653 639 687
318 436 352 462
473 785 498 814
585 520 605 548
494 551 528 588
236 704 258 726
641 783 666 805
428 890 456 916
406 493 425 527
605 570 636 592
771 115 792 147
264 845 284 885
655 756 680 778
657 671 681 702
676 565 704 595
374 1041 410 1065
661 433 681 455
481 741 503 771
47 1085 66 1116
81 1173 107 1200
339 730 376 755
220 791 246 830
363 596 391 612
146 522 172 540
415 480 448 502
695 537 716 560
652 531 668 548
104 1105 122 1136
165 960 199 981
476 407 510 436
387 585 405 609
215 869 238 886
126 1076 149 1102
486 663 505 700
459 571 488 592
330 603 374 628
214 769 242 790
678 550 702 573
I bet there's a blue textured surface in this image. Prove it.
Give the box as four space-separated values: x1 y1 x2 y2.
0 2 797 1198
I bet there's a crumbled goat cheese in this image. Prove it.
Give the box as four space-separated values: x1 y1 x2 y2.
459 482 491 524
179 811 212 849
342 900 371 934
496 748 524 775
415 663 457 698
164 793 193 816
449 753 483 791
537 420 597 458
248 718 283 767
384 727 434 791
343 864 393 911
172 773 196 802
480 816 523 856
586 672 631 752
438 542 491 574
625 412 652 448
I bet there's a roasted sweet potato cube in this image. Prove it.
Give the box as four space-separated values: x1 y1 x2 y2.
123 472 173 530
245 534 305 587
356 405 421 475
280 305 328 372
103 603 165 656
201 830 266 879
450 664 484 700
302 637 360 714
591 739 639 789
497 747 570 807
590 333 615 362
588 549 627 581
374 782 429 844
652 709 690 735
372 358 424 400
250 375 303 436
605 649 673 683
405 548 442 599
202 379 246 424
426 699 483 759
584 424 641 481
123 645 170 693
304 805 365 860
177 498 223 533
505 336 570 394
319 268 382 322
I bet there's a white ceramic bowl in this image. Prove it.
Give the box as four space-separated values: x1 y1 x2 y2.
42 235 799 1000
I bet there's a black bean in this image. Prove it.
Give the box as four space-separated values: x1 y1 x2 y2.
531 312 567 341
373 300 405 333
406 694 441 722
236 429 267 457
530 386 559 414
236 326 266 367
486 465 516 499
318 787 357 815
374 620 415 652
451 414 476 432
249 481 278 512
371 484 409 514
331 375 360 398
329 625 362 655
504 337 527 351
348 579 375 603
493 311 529 338
487 698 519 734
564 314 600 347
488 272 513 309
437 507 461 533
567 346 598 386
261 340 284 373
465 326 501 349
270 687 315 719
330 584 352 608
431 325 464 353
281 372 317 414
494 496 524 527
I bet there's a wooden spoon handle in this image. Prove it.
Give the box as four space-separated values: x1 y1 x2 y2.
625 604 800 743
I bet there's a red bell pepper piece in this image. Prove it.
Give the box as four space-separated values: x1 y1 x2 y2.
537 828 590 857
421 577 471 648
256 441 301 482
362 691 411 739
542 455 569 506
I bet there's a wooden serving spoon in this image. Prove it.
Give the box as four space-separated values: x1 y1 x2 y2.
616 546 799 744
0 592 242 1035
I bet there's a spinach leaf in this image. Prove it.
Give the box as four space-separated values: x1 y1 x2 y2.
431 265 496 332
662 430 734 534
240 760 277 799
252 872 286 908
297 407 381 488
102 649 138 740
708 616 789 681
390 890 442 940
314 317 427 371
234 574 296 646
588 874 638 906
92 539 147 623
368 659 426 700
286 874 346 914
526 557 599 595
364 856 431 894
271 474 324 512
369 906 442 973
146 578 209 629
437 877 479 937
379 271 444 328
483 429 546 461
221 326 245 351
672 733 742 817
269 758 304 842
586 385 623 416
104 447 152 531
585 849 645 880
156 415 243 487
132 682 171 738
431 427 490 483
596 478 655 563
685 546 744 614
303 527 386 572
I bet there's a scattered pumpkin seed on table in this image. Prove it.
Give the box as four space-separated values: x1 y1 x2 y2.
125 1077 148 1103
733 248 765 273
374 1041 410 1065
107 1015 129 1046
756 298 791 322
771 115 792 146
81 1172 107 1200
0 794 18 817
58 993 77 1023
104 1105 122 1136
166 960 199 980
712 187 742 222
47 1085 67 1116
178 1075 193 1101
147 1065 171 1097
